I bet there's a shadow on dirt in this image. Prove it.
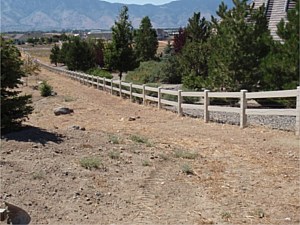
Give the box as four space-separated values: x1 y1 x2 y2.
1 126 64 145
5 202 31 225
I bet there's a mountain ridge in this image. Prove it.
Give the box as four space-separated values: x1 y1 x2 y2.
1 0 233 32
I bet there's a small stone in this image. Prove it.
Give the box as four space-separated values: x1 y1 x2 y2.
69 125 80 130
128 117 136 121
284 217 291 221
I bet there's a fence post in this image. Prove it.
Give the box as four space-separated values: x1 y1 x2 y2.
103 78 106 91
142 85 146 105
129 83 133 102
83 74 86 85
111 79 113 95
178 90 182 116
296 86 300 136
119 80 122 98
158 87 162 109
204 90 210 123
240 90 248 128
97 77 99 89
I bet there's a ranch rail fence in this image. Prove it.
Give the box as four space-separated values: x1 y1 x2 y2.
35 59 300 136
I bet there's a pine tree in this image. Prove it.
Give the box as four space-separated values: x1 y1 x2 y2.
179 12 211 90
261 0 299 90
1 38 33 131
208 0 271 91
106 6 136 79
50 44 60 66
134 16 158 62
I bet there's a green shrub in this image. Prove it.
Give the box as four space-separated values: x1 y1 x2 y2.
142 160 151 167
181 164 194 175
174 149 198 159
130 135 149 144
125 60 164 84
108 135 120 144
109 150 120 159
80 157 101 170
87 67 113 79
39 81 53 97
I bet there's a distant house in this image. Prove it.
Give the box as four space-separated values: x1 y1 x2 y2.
251 0 296 41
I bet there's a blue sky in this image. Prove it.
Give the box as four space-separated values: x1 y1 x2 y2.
103 0 175 5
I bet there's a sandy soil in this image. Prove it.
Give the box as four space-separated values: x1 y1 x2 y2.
1 65 299 225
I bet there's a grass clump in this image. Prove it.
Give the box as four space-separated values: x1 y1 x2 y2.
221 212 231 221
181 164 194 175
39 81 53 97
174 149 198 159
158 153 169 161
80 157 101 170
142 160 151 167
32 171 45 180
130 135 149 144
64 95 75 102
108 135 120 144
109 150 120 159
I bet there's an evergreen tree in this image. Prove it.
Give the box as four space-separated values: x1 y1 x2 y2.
91 39 105 68
50 44 60 66
1 38 33 131
64 37 95 71
105 6 136 79
134 16 158 62
179 12 211 90
208 0 271 91
261 0 299 90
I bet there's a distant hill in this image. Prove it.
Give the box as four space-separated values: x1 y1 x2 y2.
1 0 233 32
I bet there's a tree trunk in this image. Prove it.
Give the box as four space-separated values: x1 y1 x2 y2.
119 71 123 80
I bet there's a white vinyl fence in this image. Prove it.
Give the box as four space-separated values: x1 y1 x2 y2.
38 60 300 136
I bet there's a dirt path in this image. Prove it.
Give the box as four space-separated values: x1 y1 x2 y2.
1 67 299 225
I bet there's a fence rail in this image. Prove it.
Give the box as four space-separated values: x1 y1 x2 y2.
36 60 300 135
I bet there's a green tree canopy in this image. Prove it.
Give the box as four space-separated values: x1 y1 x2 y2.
134 16 158 62
178 12 211 90
1 38 33 131
50 44 60 66
207 0 271 91
61 37 95 71
105 6 136 79
261 0 299 90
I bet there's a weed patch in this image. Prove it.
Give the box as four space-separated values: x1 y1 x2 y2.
174 149 198 159
80 157 101 170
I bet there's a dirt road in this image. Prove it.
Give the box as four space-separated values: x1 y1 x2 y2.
1 67 299 224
